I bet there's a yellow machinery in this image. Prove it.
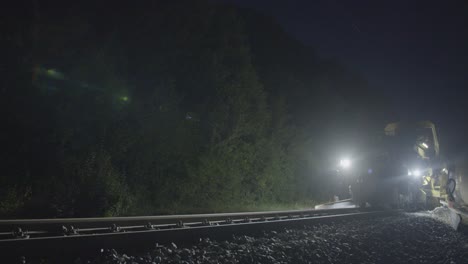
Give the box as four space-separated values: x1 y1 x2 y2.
379 121 468 226
384 121 447 208
318 120 468 226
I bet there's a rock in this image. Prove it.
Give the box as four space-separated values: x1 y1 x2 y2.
55 214 468 264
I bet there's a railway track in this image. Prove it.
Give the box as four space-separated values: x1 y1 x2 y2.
0 208 398 258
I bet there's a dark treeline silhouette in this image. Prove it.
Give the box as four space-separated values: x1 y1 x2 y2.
0 0 390 217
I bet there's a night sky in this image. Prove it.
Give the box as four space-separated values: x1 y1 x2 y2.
220 0 468 156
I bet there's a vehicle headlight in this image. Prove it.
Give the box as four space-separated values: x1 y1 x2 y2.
339 159 351 169
408 169 421 177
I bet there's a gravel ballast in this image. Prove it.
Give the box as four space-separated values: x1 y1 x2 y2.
34 213 468 263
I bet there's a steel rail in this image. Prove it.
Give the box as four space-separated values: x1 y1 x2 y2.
0 208 399 258
0 207 359 237
0 207 356 226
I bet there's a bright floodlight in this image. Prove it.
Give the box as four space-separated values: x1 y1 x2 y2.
340 159 351 169
413 169 421 177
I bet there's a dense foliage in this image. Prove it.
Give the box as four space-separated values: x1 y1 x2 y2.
0 1 389 217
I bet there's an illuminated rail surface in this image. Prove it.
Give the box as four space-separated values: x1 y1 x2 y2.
0 208 397 257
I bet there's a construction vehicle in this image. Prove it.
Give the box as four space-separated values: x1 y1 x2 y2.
382 121 445 209
317 121 468 227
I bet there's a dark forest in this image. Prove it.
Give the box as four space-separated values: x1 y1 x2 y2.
1 0 390 218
